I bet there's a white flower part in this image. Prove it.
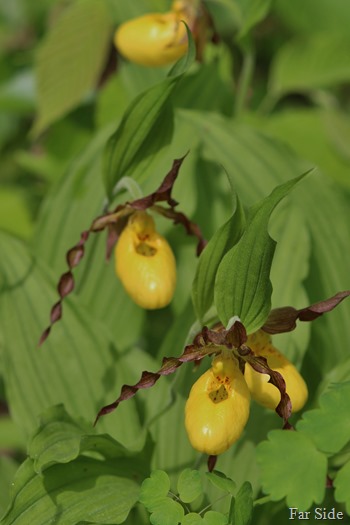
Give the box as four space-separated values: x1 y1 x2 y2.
226 315 242 331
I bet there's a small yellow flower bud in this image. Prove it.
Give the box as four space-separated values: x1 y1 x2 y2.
244 330 308 413
185 353 250 455
114 11 188 67
115 211 176 309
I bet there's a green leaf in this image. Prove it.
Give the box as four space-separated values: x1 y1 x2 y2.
237 0 272 38
214 172 308 332
256 430 327 510
192 193 245 321
103 76 178 198
203 511 228 525
150 498 185 525
168 23 196 78
181 514 204 525
296 382 350 454
229 482 253 525
177 468 203 504
0 231 143 445
139 470 171 512
32 0 111 135
28 404 90 473
205 470 236 495
0 455 143 525
269 33 350 99
334 461 350 514
0 187 33 239
274 0 350 36
0 457 18 517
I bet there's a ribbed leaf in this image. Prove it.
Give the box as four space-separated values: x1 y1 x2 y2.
0 456 143 525
192 194 245 321
214 173 308 332
0 231 143 446
33 0 111 134
269 33 350 99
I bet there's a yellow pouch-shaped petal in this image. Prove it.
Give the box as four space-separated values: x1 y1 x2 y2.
244 330 308 413
185 354 250 455
114 11 188 67
115 211 176 309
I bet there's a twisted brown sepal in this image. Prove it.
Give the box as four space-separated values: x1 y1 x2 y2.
262 290 350 334
38 231 90 346
94 325 230 425
239 345 292 425
39 155 207 346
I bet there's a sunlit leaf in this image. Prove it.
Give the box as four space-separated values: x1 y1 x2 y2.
256 430 327 509
139 470 171 512
229 482 253 525
269 33 350 99
33 0 111 134
296 382 350 454
334 461 350 515
0 456 143 525
192 194 245 321
205 470 236 495
214 173 308 332
177 469 203 504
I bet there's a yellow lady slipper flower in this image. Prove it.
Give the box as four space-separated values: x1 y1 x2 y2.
114 10 189 67
185 352 250 455
244 330 308 413
115 211 176 309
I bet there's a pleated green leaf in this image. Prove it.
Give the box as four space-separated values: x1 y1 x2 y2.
0 231 144 446
192 194 245 321
0 456 143 525
214 173 308 332
269 33 350 100
32 0 111 135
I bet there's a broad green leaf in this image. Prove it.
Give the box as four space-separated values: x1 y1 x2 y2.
203 511 228 525
334 461 350 515
214 172 308 331
229 482 253 525
254 108 350 189
256 430 327 510
32 125 145 350
0 187 33 239
274 0 350 36
269 33 350 99
205 470 236 495
150 498 185 525
33 0 111 134
177 468 203 504
182 514 203 525
168 23 196 78
28 404 92 473
0 455 143 525
236 0 272 38
139 470 171 512
0 457 18 517
296 382 350 454
192 194 245 321
0 231 143 445
103 78 176 199
182 110 350 374
0 417 25 450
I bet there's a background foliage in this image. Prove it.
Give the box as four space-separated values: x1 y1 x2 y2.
1 0 350 523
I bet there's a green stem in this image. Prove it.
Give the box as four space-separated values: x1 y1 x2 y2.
234 46 255 117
